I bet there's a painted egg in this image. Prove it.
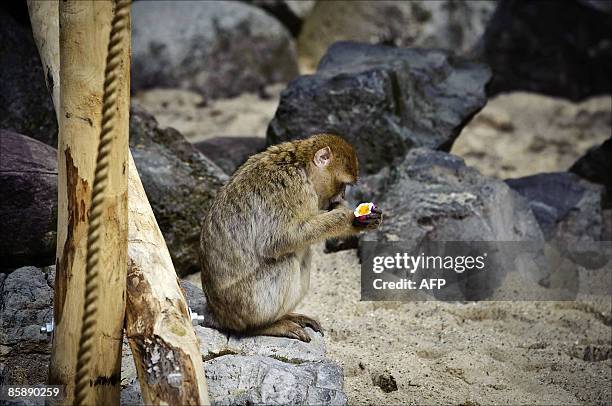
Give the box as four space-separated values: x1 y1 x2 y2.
354 202 375 218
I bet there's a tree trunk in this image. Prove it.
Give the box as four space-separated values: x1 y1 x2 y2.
28 2 210 404
126 152 210 405
47 1 129 404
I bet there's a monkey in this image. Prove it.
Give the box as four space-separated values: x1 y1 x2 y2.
199 134 383 342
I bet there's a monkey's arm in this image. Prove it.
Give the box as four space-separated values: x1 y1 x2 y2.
265 205 378 259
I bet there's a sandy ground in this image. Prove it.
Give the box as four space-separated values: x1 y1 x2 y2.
296 246 611 405
453 93 611 179
185 244 611 405
132 85 283 142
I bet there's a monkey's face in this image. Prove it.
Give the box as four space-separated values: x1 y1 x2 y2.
311 143 358 210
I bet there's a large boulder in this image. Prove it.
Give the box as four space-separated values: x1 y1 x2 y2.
365 149 543 247
267 41 491 174
479 0 612 101
0 130 57 270
129 107 228 276
297 1 496 70
131 1 299 100
0 10 58 146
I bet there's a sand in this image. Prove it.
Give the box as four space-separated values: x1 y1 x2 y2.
296 246 611 405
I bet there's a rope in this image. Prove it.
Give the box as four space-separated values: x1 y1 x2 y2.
74 0 131 404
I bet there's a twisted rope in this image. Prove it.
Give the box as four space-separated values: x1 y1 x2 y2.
74 0 131 404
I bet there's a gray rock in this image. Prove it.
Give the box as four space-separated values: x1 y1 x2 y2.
479 0 612 101
506 172 608 269
130 107 228 276
0 266 54 386
0 269 346 405
506 172 605 241
194 136 266 175
267 41 490 174
205 355 346 405
297 1 496 70
365 148 543 246
132 1 299 99
0 10 58 146
0 130 57 269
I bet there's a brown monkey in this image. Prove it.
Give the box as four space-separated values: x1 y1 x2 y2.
199 134 382 342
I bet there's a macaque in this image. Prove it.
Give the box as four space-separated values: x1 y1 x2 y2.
199 134 382 342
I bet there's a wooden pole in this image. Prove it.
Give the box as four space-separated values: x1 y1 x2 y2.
28 2 210 404
47 1 129 404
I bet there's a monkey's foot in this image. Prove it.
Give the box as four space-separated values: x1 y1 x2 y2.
284 313 324 336
253 319 312 342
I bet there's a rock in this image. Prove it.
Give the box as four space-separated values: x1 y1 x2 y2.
451 92 612 180
129 107 228 276
0 10 58 146
121 280 346 405
372 371 398 393
479 0 612 101
570 137 612 208
1 269 347 405
204 355 346 405
249 1 315 36
0 130 57 269
506 172 605 241
132 1 299 100
267 41 490 174
365 148 543 246
194 136 266 175
298 1 496 70
0 266 54 386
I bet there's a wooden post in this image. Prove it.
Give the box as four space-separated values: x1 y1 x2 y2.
28 2 211 404
47 1 129 404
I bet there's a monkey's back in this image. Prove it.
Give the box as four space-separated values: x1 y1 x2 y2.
199 141 318 295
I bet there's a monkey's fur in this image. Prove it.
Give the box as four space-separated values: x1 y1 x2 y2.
200 134 382 342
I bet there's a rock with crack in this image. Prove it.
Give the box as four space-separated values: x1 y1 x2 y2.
132 1 299 99
267 41 491 174
0 130 57 270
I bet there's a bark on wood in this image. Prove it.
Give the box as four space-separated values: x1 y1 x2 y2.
28 2 210 404
126 153 210 405
47 1 129 404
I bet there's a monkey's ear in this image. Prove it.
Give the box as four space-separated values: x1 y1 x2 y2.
314 146 332 168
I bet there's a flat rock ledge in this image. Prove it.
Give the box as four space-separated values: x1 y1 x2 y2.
0 267 346 405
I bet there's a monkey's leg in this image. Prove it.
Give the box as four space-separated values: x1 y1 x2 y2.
251 318 312 343
283 313 324 335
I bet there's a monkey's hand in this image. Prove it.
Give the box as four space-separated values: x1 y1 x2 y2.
352 207 383 230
